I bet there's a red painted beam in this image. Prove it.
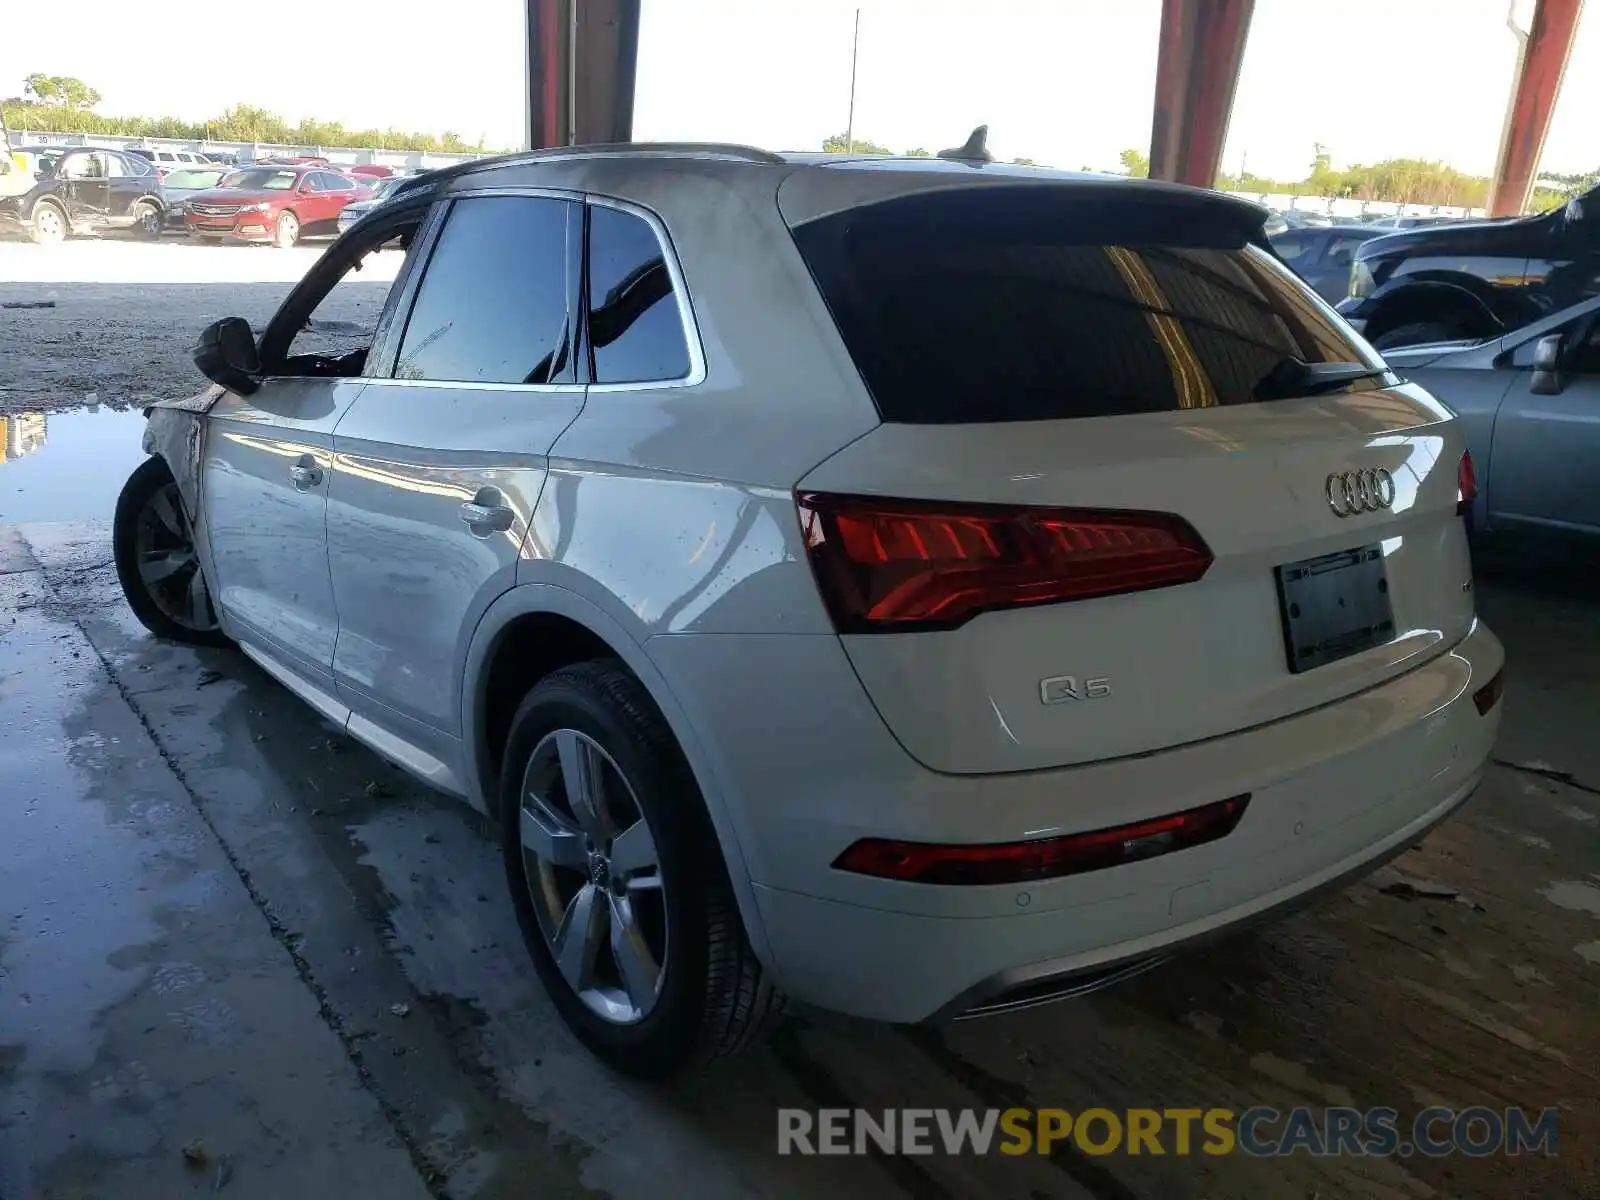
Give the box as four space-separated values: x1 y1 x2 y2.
525 0 642 150
1488 0 1586 217
1148 0 1256 188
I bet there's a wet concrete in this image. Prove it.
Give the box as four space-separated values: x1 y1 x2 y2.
0 408 151 524
0 531 430 1199
2 518 1596 1199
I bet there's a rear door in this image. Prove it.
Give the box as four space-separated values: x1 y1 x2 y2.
102 152 143 224
787 182 1476 774
311 171 356 230
326 192 584 760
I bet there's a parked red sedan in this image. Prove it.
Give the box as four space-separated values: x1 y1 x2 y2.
184 164 368 247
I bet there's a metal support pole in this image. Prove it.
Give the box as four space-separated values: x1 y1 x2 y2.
1487 0 1585 217
525 0 641 150
1148 0 1256 188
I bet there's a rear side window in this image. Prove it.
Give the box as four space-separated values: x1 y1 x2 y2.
1271 232 1315 262
586 203 692 384
789 186 1383 423
394 194 575 385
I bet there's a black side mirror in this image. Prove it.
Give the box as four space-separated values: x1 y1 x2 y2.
194 317 261 395
1530 332 1565 396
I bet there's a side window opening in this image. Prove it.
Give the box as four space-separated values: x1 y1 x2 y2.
586 203 692 384
268 212 427 379
392 194 575 385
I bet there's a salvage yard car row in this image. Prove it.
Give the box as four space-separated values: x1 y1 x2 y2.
2 145 410 247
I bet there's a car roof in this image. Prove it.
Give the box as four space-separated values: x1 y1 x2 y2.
388 141 1267 226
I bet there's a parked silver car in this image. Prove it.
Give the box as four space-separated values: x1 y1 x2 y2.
1386 293 1600 541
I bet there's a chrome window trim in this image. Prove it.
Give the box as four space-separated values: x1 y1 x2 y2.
356 377 587 395
584 193 708 392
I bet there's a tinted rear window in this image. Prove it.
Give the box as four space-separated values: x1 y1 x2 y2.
789 186 1383 423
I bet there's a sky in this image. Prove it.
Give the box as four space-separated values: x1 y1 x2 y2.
3 0 1597 179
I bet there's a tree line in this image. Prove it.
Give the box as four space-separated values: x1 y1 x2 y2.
2 74 486 154
834 137 1594 213
8 74 1593 208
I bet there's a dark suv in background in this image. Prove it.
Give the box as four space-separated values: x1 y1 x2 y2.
1338 182 1600 348
0 146 166 244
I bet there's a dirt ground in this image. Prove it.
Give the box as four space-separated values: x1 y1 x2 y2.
0 240 1596 1200
0 240 399 411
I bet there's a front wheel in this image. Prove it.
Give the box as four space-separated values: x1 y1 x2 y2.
273 210 299 249
501 661 784 1078
113 457 230 647
29 201 67 246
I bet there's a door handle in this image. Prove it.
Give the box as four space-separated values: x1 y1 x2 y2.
289 460 324 491
459 501 515 534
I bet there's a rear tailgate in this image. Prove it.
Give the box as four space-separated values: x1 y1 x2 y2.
784 175 1477 775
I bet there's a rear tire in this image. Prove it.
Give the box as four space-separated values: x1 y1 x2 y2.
500 660 783 1078
29 201 67 246
1371 321 1467 350
273 210 299 249
113 457 230 647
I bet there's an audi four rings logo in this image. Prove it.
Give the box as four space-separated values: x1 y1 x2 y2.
1325 468 1396 517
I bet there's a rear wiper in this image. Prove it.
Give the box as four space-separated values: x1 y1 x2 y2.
1254 357 1387 401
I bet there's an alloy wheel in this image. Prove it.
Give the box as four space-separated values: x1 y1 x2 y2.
518 728 668 1025
134 482 218 632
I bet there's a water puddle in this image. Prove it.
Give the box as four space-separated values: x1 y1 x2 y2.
0 406 150 524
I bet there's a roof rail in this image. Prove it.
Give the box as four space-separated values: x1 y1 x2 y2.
523 141 785 165
389 142 786 198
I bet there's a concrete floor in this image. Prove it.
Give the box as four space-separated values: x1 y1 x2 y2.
1 519 1596 1200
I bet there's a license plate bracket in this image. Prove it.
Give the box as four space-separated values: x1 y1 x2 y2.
1275 544 1395 673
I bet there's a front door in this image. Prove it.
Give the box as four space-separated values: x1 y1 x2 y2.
1490 311 1600 535
326 193 583 762
204 378 361 690
203 211 421 689
58 151 109 226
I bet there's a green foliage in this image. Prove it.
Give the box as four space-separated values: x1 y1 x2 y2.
20 73 100 110
1118 147 1149 178
1206 142 1600 213
903 147 931 158
0 74 489 154
1010 157 1039 167
822 132 893 155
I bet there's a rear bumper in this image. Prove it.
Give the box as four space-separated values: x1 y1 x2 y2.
652 620 1503 1024
925 768 1479 1021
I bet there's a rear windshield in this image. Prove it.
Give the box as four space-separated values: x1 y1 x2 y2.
789 186 1384 423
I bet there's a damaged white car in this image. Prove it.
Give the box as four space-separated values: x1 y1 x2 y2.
115 145 1505 1079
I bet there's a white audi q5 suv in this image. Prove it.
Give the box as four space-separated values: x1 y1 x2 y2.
114 143 1505 1077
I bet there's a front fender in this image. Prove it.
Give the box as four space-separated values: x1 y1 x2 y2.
459 580 779 977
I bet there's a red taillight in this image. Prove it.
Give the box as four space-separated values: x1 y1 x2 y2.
1472 666 1505 715
833 795 1251 886
1457 451 1478 517
795 493 1213 633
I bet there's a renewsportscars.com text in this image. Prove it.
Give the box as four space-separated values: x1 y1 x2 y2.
777 1106 1559 1158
